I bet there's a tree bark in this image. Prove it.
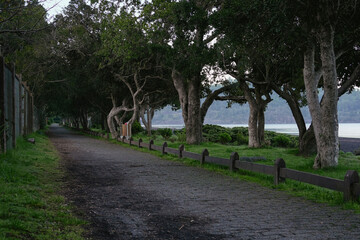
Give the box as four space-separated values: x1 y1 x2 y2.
315 24 339 168
248 101 260 147
271 83 315 154
303 24 339 168
257 105 265 144
239 81 260 147
299 124 317 155
140 105 155 136
172 68 203 144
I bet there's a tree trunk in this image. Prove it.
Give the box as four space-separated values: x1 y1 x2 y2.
186 80 202 144
239 80 264 147
299 124 317 155
172 69 203 144
248 102 260 147
107 111 117 139
271 83 315 155
80 112 88 130
140 105 155 136
257 105 265 144
107 106 125 139
303 24 338 168
315 24 339 168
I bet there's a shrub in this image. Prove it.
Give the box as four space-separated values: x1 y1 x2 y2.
158 128 173 140
176 130 186 142
272 135 291 148
219 132 232 144
237 132 248 145
169 136 177 143
203 124 228 142
131 121 143 134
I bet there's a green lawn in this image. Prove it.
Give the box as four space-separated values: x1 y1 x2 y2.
0 130 85 240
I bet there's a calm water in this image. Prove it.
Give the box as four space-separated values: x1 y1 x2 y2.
152 123 360 139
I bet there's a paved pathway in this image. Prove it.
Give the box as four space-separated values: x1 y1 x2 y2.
49 125 360 239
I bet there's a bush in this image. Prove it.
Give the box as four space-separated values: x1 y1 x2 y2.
131 121 143 134
158 128 173 140
176 129 186 142
272 135 291 148
219 132 232 144
237 132 248 145
203 124 228 143
169 136 177 143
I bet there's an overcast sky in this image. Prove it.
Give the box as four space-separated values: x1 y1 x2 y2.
41 0 70 18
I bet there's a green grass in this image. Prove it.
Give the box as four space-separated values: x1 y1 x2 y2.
91 130 360 212
0 130 86 240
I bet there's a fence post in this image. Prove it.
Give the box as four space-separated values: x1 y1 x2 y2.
149 139 154 150
178 144 184 158
122 136 125 143
162 142 167 154
129 137 133 146
274 158 286 185
344 170 359 202
138 138 142 148
0 56 5 153
230 152 239 172
201 149 209 165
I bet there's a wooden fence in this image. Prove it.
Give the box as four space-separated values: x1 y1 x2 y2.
0 56 39 153
81 129 360 202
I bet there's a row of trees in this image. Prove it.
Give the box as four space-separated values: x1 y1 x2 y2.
2 0 359 169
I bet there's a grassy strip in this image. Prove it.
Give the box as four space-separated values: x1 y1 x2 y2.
86 131 360 212
0 130 85 240
136 133 360 180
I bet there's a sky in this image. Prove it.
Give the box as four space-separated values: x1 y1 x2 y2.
41 0 70 18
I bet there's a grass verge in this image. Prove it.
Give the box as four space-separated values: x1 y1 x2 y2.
0 130 86 240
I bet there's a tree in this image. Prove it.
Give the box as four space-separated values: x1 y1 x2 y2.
37 0 106 129
143 0 237 144
288 0 360 168
99 6 176 138
0 0 48 56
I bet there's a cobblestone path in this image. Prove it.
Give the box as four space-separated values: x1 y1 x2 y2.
48 125 360 239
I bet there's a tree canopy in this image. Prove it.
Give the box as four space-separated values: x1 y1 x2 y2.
3 0 360 168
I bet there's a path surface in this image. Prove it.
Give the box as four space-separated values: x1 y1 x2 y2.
340 137 360 153
48 125 360 239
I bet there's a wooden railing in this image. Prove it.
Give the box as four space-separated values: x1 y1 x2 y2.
81 129 360 202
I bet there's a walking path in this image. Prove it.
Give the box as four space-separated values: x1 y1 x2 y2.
48 125 360 239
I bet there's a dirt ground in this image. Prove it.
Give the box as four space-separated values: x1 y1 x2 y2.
48 124 360 239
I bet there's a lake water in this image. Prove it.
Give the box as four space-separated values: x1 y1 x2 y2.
152 123 360 139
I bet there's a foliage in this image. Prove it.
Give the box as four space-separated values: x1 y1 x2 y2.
131 121 143 134
176 129 187 142
237 132 249 145
169 136 177 143
272 135 291 148
157 128 173 140
0 131 85 239
219 132 232 144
